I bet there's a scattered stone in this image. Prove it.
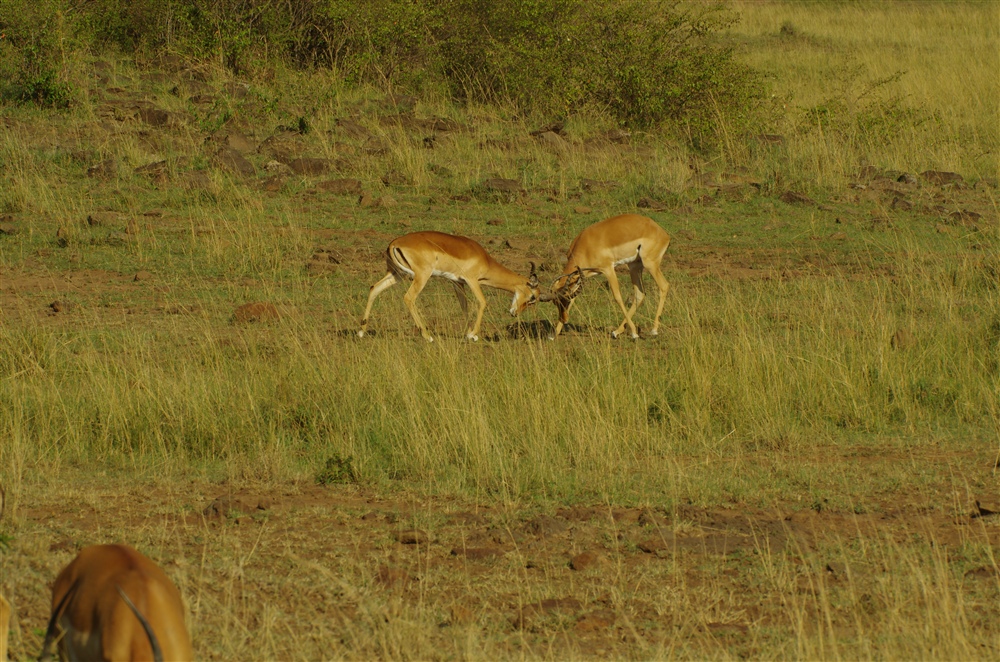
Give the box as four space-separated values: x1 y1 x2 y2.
202 496 246 519
575 609 616 633
317 178 363 196
232 302 280 324
263 160 288 173
381 169 412 187
211 131 255 153
87 211 118 227
87 158 117 179
396 529 429 545
950 209 982 224
569 551 606 571
637 509 665 528
49 300 74 313
486 219 504 226
138 107 171 126
890 197 912 211
525 515 568 538
358 193 377 208
896 172 917 184
134 160 169 183
376 565 411 588
287 157 330 176
536 131 568 150
480 178 524 200
973 500 999 519
637 538 669 554
125 218 140 235
921 170 963 186
935 223 953 235
0 223 17 236
259 176 285 193
756 133 785 145
829 231 848 241
184 171 213 190
451 547 503 560
214 147 255 177
428 163 453 178
133 271 153 282
637 197 666 211
780 190 815 205
335 118 372 140
530 122 565 136
573 206 592 215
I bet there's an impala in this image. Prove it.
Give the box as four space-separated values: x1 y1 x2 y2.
0 487 8 662
359 231 541 342
542 213 671 339
40 544 193 662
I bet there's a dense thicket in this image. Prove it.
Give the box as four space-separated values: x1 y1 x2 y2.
0 0 765 136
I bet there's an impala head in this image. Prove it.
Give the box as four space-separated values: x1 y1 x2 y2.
539 266 585 306
509 262 542 316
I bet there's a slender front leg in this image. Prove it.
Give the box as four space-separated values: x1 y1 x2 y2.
551 298 575 339
464 279 488 341
605 267 638 339
359 272 398 337
625 261 646 327
402 271 434 342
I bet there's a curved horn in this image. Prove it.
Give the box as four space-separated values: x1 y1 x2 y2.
527 261 538 287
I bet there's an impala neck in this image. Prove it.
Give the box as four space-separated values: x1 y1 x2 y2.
482 259 527 292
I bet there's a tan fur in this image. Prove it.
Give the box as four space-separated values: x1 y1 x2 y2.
549 214 671 339
42 544 193 662
359 231 540 342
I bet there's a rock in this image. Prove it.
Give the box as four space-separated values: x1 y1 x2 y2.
49 300 74 313
214 147 255 177
525 515 568 538
202 496 247 519
381 169 412 187
212 131 255 153
575 609 616 633
637 538 669 554
317 178 362 196
184 171 213 190
396 529 429 545
890 197 912 211
573 206 592 215
138 108 171 126
232 302 280 324
134 160 169 183
0 223 17 236
829 231 848 241
358 193 377 208
260 176 285 193
87 159 117 179
486 219 504 226
451 547 503 560
756 133 785 145
569 551 606 571
637 509 664 528
921 170 963 185
133 271 153 282
429 163 453 178
950 210 982 225
897 172 917 184
87 211 118 227
481 178 524 197
286 157 328 176
536 131 568 150
376 565 411 588
637 197 666 211
780 190 815 205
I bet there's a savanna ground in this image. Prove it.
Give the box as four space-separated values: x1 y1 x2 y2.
1 1 999 659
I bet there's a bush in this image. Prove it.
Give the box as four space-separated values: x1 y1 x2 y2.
0 0 766 141
0 0 75 107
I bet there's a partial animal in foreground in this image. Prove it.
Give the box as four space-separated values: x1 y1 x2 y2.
542 214 671 339
40 544 193 662
359 231 541 342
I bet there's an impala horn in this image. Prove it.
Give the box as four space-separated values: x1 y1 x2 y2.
527 262 539 288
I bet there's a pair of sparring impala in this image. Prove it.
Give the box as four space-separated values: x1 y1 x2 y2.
1 485 192 662
359 213 671 341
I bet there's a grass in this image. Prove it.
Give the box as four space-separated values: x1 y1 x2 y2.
1 1 999 659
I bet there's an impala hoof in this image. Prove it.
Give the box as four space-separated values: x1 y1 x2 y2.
357 330 366 338
611 330 621 339
466 334 479 342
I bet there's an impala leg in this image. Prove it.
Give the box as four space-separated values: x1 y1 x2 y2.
464 279 488 341
402 271 434 342
606 268 638 339
451 280 469 316
551 299 575 339
645 261 670 336
626 261 646 327
359 272 398 337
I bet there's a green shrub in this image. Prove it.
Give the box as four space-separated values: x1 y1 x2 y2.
0 0 75 107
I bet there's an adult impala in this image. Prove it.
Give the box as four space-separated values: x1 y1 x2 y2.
359 231 540 342
543 214 671 339
40 544 193 662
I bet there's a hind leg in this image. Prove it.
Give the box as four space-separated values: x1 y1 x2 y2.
644 260 670 336
606 267 639 339
359 272 398 337
402 271 434 342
